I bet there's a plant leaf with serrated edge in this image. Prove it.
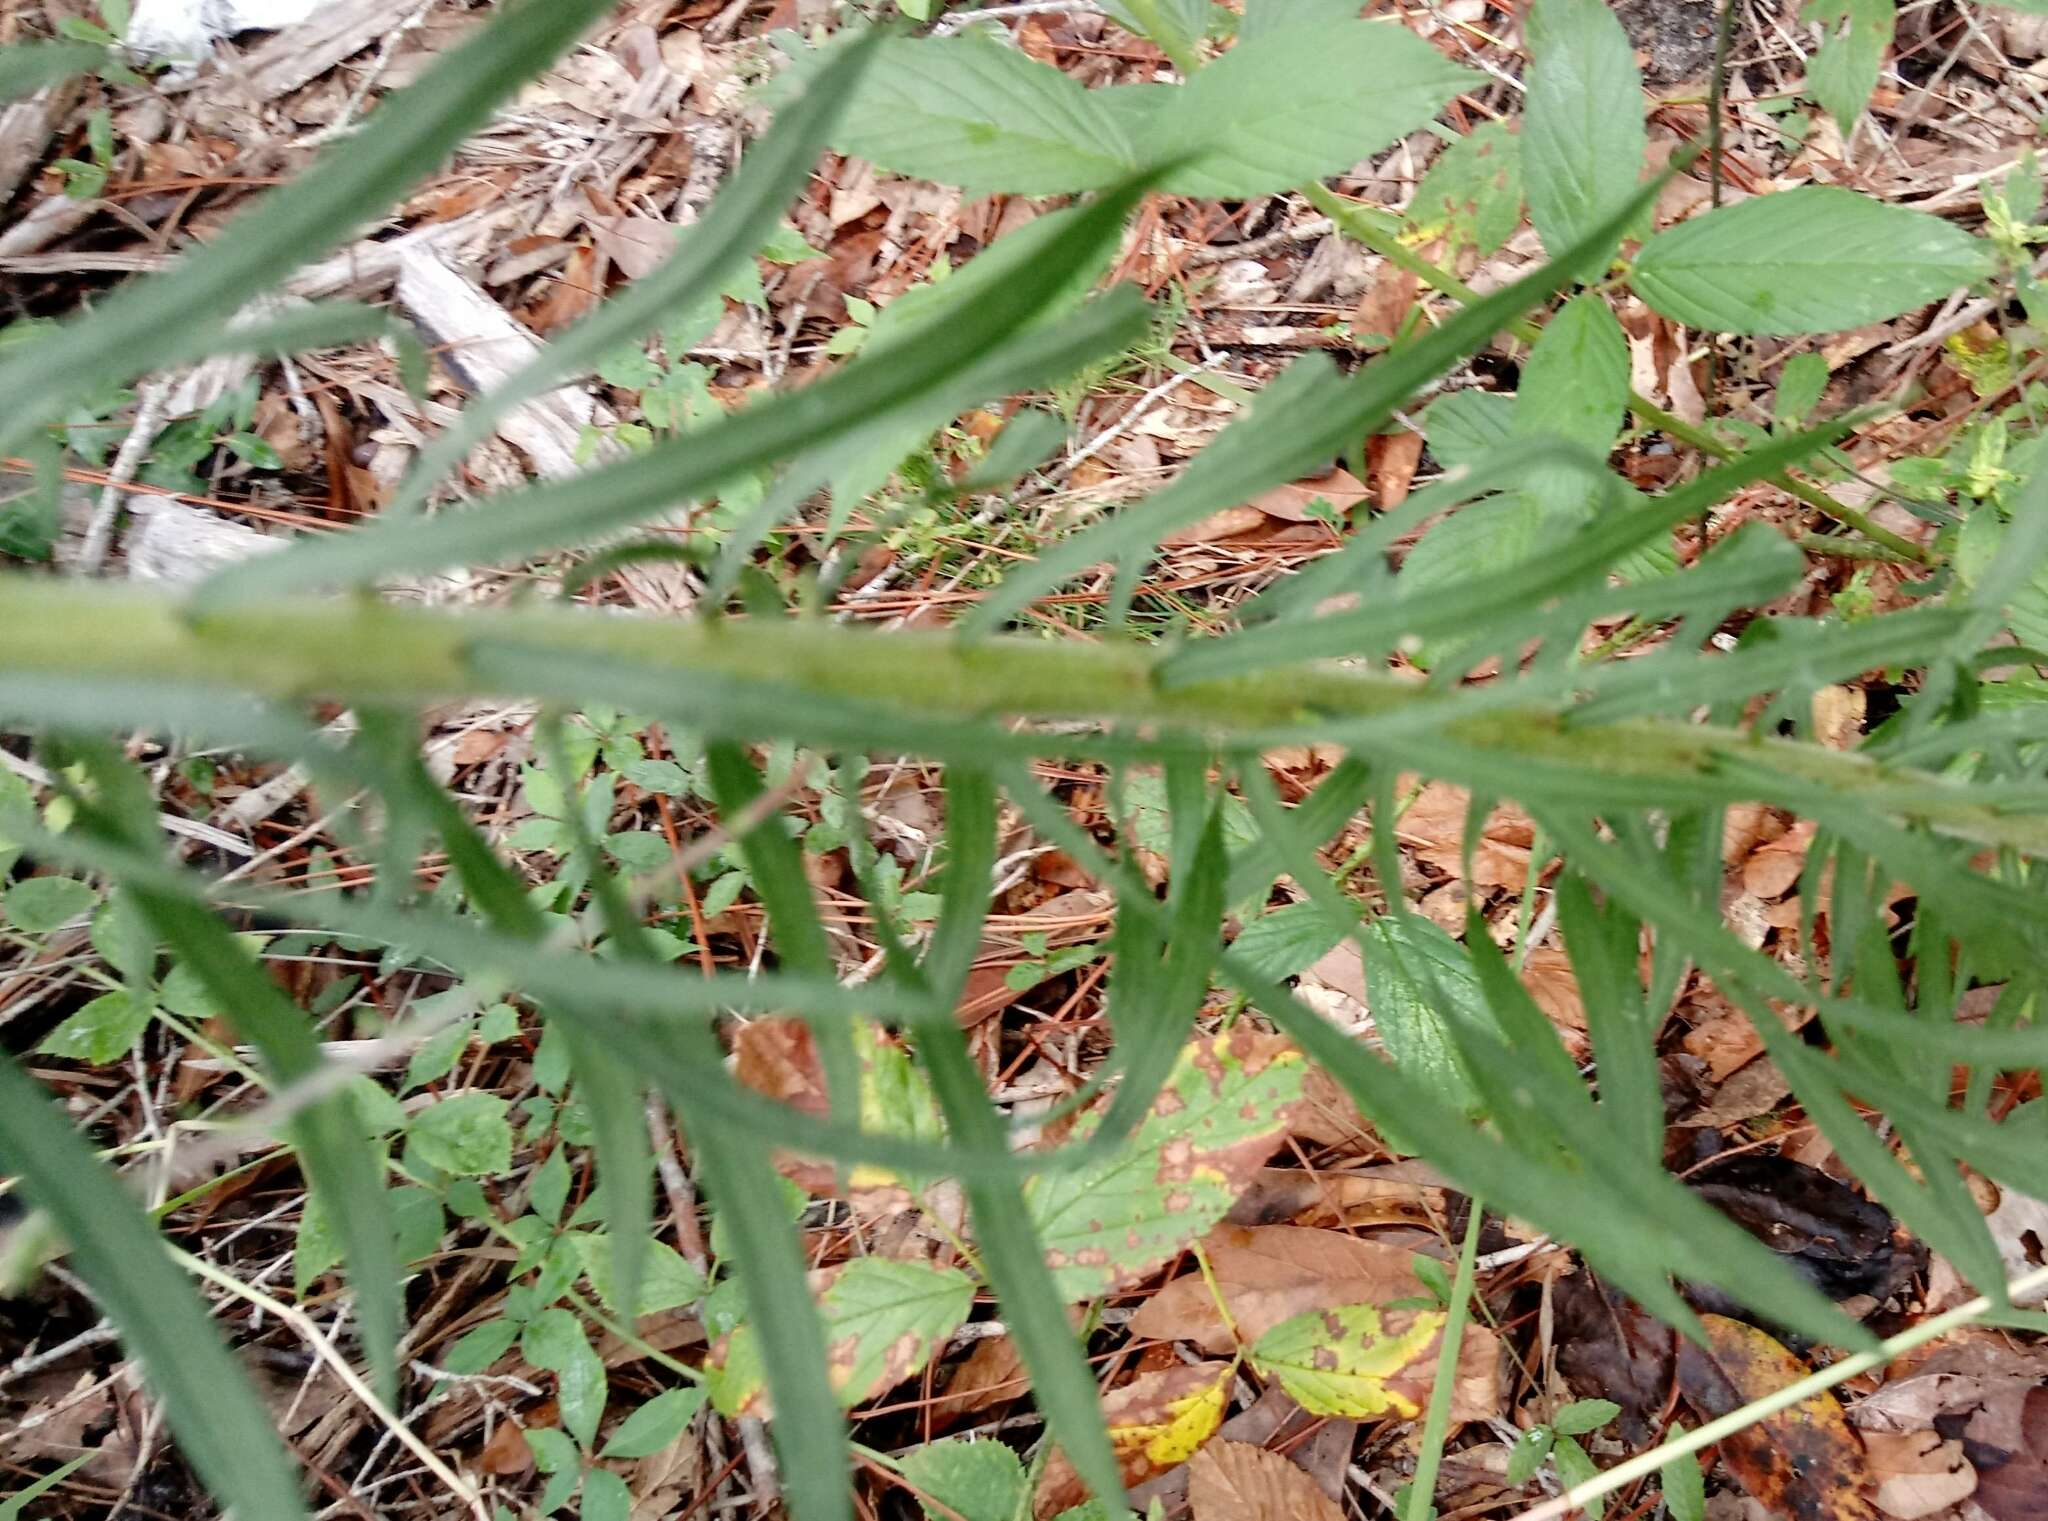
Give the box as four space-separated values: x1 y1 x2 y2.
1522 0 1646 279
1248 1304 1447 1419
900 1438 1030 1521
817 35 1134 196
1630 187 1991 336
823 1260 975 1405
710 1259 974 1413
1023 1031 1304 1300
1138 19 1474 198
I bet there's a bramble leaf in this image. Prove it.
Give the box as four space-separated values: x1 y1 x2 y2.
1022 1032 1305 1299
1631 188 1992 335
1248 1304 1446 1418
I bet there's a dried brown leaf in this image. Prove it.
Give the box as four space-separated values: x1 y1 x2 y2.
1128 1224 1424 1354
1861 1430 1974 1520
1247 468 1368 523
1188 1439 1345 1521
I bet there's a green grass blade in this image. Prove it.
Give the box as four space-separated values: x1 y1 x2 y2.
0 0 617 456
1095 789 1225 1141
0 40 104 103
0 1055 310 1520
909 768 1130 1512
704 740 858 1180
199 177 1157 602
1554 876 1664 1159
65 747 403 1403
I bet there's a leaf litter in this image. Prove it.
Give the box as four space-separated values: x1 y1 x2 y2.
3 0 2048 1519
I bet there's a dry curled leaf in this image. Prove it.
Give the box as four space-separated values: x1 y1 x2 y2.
1188 1438 1346 1521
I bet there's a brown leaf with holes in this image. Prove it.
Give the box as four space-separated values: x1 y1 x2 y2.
1677 1314 1877 1520
1189 1439 1346 1521
1034 1362 1233 1517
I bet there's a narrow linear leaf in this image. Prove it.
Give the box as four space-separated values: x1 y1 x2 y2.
0 1056 309 1520
0 0 618 455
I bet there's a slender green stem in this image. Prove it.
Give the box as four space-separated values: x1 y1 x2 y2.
1 576 2040 851
1514 1261 2048 1521
1405 1199 1484 1521
1300 184 1933 565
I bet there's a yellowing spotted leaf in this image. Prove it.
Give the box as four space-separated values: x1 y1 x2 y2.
1114 1363 1229 1468
1023 1031 1305 1300
1249 1304 1446 1419
707 1258 973 1418
1034 1362 1234 1518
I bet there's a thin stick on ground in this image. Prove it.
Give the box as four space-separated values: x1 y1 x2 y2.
172 1246 492 1521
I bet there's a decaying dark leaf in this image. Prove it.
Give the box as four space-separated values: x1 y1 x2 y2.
1554 1270 1677 1446
1688 1154 1919 1313
1676 1314 1878 1521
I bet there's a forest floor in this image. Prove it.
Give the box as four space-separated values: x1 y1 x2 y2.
3 2 2048 1520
